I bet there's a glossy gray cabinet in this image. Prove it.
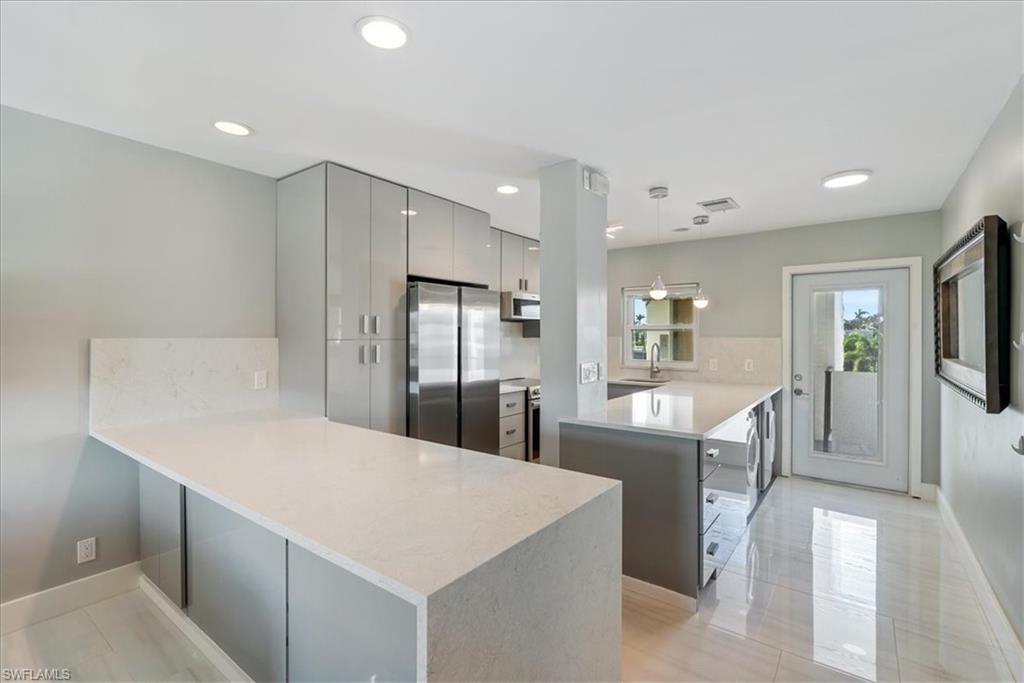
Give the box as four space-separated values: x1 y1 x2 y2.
453 204 490 286
287 543 417 682
370 339 406 435
139 465 183 607
408 190 453 280
326 165 371 341
500 231 525 291
524 238 540 292
185 490 286 682
487 228 502 291
327 340 371 429
370 178 409 339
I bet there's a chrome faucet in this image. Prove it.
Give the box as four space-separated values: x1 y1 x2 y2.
650 342 661 379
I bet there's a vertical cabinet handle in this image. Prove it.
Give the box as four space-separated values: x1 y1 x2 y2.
373 315 381 335
373 344 382 364
359 344 366 365
360 314 369 335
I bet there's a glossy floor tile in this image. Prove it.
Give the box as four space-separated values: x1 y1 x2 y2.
625 477 1017 682
0 589 225 682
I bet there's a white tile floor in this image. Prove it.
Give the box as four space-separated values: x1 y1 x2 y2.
2 477 1017 682
624 476 1018 682
1 590 226 682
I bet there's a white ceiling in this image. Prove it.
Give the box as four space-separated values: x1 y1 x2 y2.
1 1 1020 248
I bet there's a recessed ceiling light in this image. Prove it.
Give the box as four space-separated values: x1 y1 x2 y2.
527 245 539 251
213 121 252 136
605 233 616 239
400 209 417 216
822 169 872 189
356 16 408 50
606 224 624 233
496 185 519 195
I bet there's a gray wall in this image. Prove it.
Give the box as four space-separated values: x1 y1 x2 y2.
0 107 276 602
608 211 943 482
938 79 1023 640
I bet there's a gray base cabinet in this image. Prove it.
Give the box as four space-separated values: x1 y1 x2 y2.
139 465 184 607
287 544 417 682
185 490 286 682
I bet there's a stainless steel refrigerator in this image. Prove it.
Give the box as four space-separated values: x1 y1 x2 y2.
407 282 500 454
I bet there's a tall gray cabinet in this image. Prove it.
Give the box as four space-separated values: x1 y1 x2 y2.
499 232 541 292
278 163 407 435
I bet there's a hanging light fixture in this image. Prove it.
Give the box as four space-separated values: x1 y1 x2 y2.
648 186 669 300
691 214 710 309
693 288 709 309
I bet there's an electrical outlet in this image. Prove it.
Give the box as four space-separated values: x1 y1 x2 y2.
709 358 719 371
579 362 599 384
253 369 268 390
77 537 96 564
744 359 755 372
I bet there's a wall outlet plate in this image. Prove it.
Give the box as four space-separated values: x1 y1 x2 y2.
709 358 719 371
77 537 96 564
744 359 754 372
580 362 599 384
254 369 268 390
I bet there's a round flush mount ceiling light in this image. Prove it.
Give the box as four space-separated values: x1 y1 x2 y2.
496 185 519 195
357 16 408 49
822 169 872 189
213 121 252 136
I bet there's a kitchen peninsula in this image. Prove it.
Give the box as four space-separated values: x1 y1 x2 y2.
88 339 621 682
560 380 781 610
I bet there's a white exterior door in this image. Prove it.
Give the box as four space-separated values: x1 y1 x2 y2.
791 268 910 492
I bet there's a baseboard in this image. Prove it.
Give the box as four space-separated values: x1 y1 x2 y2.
0 562 141 635
138 576 252 682
622 575 697 613
916 482 937 501
936 487 1024 679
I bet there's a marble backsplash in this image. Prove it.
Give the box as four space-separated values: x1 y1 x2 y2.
89 338 279 430
607 336 782 385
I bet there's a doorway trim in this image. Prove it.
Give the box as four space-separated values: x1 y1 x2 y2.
781 257 924 498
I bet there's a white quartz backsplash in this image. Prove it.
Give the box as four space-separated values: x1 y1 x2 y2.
89 338 278 430
500 321 540 379
608 335 781 385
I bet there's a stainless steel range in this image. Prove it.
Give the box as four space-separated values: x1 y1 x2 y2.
502 377 540 461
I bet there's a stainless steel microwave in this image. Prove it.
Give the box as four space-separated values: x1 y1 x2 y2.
500 291 540 321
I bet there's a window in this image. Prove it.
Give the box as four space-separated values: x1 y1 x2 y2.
622 284 699 369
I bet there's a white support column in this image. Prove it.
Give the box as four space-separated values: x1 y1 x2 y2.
539 160 608 467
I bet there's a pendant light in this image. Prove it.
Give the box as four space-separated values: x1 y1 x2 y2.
648 186 669 301
691 213 710 309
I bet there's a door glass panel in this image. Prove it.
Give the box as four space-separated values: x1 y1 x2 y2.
630 329 695 362
811 288 881 462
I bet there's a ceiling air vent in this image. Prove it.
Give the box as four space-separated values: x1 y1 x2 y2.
697 197 740 213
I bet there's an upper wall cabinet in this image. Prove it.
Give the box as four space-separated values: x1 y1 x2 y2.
327 166 408 341
487 228 502 291
408 190 454 281
453 204 491 287
500 233 541 292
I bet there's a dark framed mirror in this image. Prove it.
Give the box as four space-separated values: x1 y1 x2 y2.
934 214 1010 413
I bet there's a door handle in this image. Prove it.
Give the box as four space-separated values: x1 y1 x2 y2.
524 279 528 291
373 315 381 335
359 344 366 365
373 344 382 364
505 401 518 409
793 388 811 397
505 428 517 436
706 542 719 557
360 314 369 335
705 492 718 505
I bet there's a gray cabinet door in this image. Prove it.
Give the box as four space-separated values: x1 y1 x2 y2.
452 204 491 286
139 465 183 607
327 340 371 428
370 178 408 340
408 190 453 280
523 238 540 293
185 490 286 682
487 228 502 291
370 339 406 436
327 164 372 341
500 232 524 291
287 544 417 683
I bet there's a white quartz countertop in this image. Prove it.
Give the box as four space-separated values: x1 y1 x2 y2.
91 411 617 603
499 382 527 395
561 381 781 439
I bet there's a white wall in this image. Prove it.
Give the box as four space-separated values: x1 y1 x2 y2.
607 211 943 481
938 79 1023 640
499 323 540 379
0 107 276 602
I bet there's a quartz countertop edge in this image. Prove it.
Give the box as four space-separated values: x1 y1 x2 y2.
91 411 619 605
560 381 782 439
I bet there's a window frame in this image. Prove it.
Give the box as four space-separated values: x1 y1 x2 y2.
621 284 701 370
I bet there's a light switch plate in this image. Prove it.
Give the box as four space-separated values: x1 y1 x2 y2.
709 358 719 371
580 362 599 384
744 359 754 372
254 369 268 390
